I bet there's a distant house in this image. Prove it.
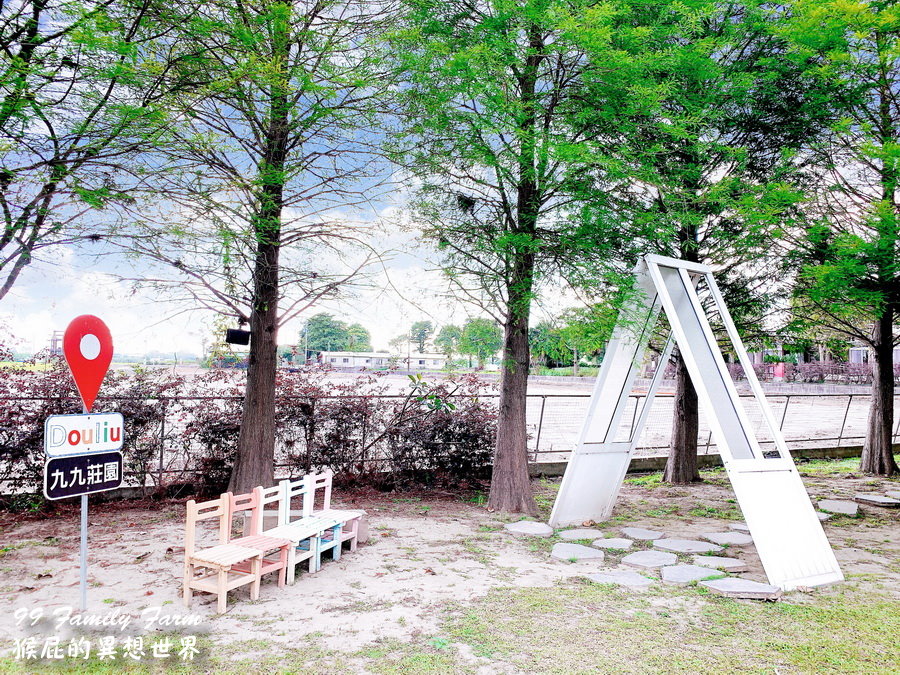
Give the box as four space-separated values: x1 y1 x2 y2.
316 351 447 370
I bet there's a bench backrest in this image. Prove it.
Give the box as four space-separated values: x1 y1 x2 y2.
255 484 283 533
306 471 333 513
279 477 311 524
185 495 229 558
224 490 261 537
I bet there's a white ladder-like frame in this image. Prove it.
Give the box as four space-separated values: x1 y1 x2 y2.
549 255 843 590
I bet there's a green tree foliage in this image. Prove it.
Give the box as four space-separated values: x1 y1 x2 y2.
557 305 616 375
459 318 502 368
388 0 629 514
528 321 564 367
409 320 433 352
303 314 347 352
346 323 372 352
0 0 181 300
582 0 836 484
434 324 462 358
122 0 389 492
781 0 900 475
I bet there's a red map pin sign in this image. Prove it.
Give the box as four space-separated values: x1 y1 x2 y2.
63 315 113 413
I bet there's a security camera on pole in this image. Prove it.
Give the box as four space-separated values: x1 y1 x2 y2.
43 315 124 611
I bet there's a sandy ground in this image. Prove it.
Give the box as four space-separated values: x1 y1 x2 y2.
0 473 897 662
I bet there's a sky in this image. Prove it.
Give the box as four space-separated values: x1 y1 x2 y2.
0 239 456 357
1 213 579 358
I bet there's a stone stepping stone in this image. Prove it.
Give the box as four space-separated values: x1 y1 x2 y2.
661 564 726 585
728 522 750 533
591 538 633 551
817 499 858 516
587 570 655 589
559 528 604 541
653 538 723 554
622 550 677 569
692 555 750 573
816 512 832 522
621 527 666 540
505 521 553 537
700 578 782 601
551 543 605 562
700 532 754 547
886 491 900 500
854 494 900 508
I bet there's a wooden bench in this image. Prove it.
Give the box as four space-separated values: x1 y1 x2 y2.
224 490 292 589
183 495 263 614
307 471 366 553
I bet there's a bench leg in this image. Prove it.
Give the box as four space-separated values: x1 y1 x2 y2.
286 547 297 585
250 557 261 601
182 565 193 608
277 546 288 588
346 519 359 552
313 536 322 573
216 568 227 614
332 525 342 561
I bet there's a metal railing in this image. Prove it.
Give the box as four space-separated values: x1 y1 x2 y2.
3 392 898 488
526 392 900 462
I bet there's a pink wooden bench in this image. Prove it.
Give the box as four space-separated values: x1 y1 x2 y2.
183 495 262 614
223 490 292 589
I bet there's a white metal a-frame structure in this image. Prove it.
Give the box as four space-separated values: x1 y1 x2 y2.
549 255 843 590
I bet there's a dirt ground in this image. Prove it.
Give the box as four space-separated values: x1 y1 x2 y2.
0 468 898 672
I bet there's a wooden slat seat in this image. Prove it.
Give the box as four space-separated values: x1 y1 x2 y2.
191 543 261 567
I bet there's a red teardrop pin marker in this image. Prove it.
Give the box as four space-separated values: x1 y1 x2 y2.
62 315 113 413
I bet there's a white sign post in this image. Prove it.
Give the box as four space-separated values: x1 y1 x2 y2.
43 315 120 612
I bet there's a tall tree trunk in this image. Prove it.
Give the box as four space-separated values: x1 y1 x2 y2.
228 5 290 493
488 274 538 515
664 350 701 483
665 211 701 483
487 21 541 516
860 308 898 475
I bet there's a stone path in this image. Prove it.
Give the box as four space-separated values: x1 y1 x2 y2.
700 532 753 547
504 521 553 537
692 555 749 573
653 538 723 554
700 578 782 600
661 564 726 586
817 499 858 516
551 543 605 561
620 527 665 540
558 528 604 540
854 494 900 508
621 550 677 569
521 519 801 602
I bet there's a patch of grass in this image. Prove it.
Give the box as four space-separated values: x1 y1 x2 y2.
466 491 487 506
624 472 664 487
795 455 900 478
443 582 899 674
350 638 474 675
687 505 742 520
645 506 680 518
